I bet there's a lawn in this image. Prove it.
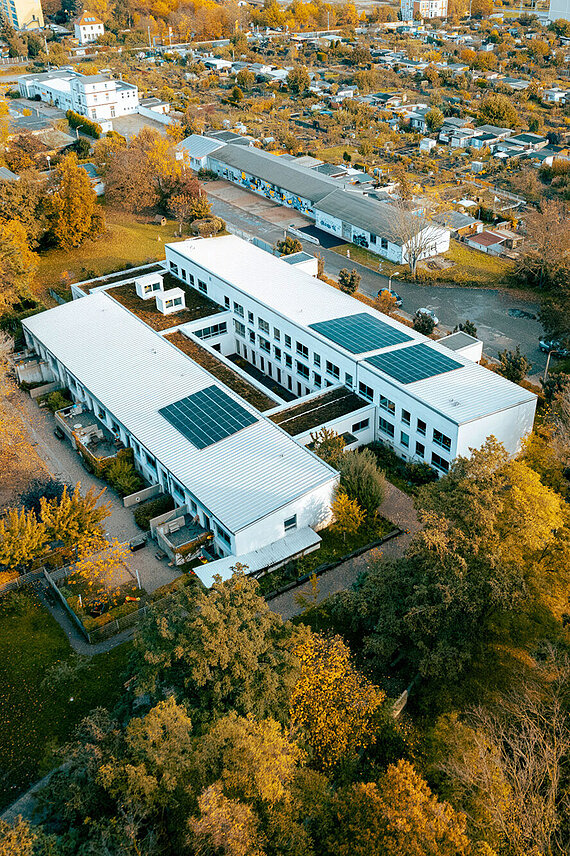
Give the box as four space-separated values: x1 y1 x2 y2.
35 207 182 294
332 238 514 288
0 591 130 811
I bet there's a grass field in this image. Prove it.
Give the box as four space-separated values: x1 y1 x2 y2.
36 207 181 293
0 591 130 811
332 239 514 288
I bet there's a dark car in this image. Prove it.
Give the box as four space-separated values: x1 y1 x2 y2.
539 339 570 358
53 426 65 440
377 289 403 307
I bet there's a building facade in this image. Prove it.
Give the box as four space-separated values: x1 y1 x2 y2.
1 0 43 29
18 70 139 121
401 0 448 18
74 10 104 44
163 236 536 472
548 0 570 20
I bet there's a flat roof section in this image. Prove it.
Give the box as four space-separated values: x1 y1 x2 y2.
365 343 463 385
165 332 277 412
309 312 413 355
110 272 224 331
271 387 368 436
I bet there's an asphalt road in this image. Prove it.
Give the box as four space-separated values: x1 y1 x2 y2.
208 193 547 377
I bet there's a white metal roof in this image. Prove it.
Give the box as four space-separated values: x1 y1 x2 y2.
177 134 225 159
23 294 337 533
194 526 321 586
166 236 536 425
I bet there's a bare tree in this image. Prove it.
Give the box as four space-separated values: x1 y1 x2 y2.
434 649 570 856
388 204 445 278
515 200 570 289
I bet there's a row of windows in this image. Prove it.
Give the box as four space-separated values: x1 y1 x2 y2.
379 418 450 470
193 322 228 340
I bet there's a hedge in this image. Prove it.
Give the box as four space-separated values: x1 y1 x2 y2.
66 109 101 139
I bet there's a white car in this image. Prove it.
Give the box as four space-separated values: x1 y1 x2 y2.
417 307 439 326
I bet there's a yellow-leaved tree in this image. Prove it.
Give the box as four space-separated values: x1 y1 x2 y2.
331 490 365 542
47 153 105 250
40 484 112 547
0 507 48 572
290 633 385 769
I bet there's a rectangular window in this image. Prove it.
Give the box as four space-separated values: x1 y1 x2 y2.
381 237 388 249
284 334 292 349
274 346 282 361
326 360 340 379
433 429 452 452
314 373 322 387
194 322 228 340
296 361 309 379
248 311 254 324
145 452 155 468
234 302 244 318
224 296 230 308
285 354 292 369
189 272 195 286
402 409 411 426
314 353 321 368
296 342 309 359
359 382 373 401
345 373 353 387
379 395 396 415
234 320 245 337
284 514 297 533
180 269 187 281
416 441 425 458
274 327 281 341
215 523 231 544
170 262 178 274
379 417 395 438
352 418 370 433
132 441 140 456
417 419 427 436
258 318 269 334
197 279 207 294
259 336 270 353
431 452 449 473
401 431 409 448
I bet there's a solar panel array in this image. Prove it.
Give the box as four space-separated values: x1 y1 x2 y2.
309 313 413 355
159 385 258 449
365 343 463 384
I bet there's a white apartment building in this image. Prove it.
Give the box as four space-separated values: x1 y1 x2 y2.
22 292 338 581
163 236 536 472
1 0 43 30
548 0 570 20
401 0 448 19
74 10 105 45
18 70 139 122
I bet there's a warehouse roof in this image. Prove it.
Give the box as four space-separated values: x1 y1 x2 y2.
23 294 337 533
210 143 338 203
177 134 225 159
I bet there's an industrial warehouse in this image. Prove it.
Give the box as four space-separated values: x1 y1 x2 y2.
21 234 536 583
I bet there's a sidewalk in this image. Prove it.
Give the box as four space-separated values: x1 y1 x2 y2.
270 482 420 621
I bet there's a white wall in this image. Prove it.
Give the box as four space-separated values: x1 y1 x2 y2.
455 398 536 459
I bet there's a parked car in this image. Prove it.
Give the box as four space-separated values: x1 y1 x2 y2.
53 426 65 440
539 338 570 358
417 307 439 326
378 289 403 307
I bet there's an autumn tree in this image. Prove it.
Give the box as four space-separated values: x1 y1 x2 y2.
375 290 398 316
425 107 444 132
0 507 47 571
39 484 111 547
275 236 302 256
338 268 360 294
236 68 255 90
497 346 531 383
331 491 365 542
0 220 38 313
477 94 519 129
516 200 570 293
287 65 311 94
326 761 469 856
132 570 306 723
46 153 104 250
413 309 435 335
290 634 385 769
310 426 346 469
189 783 265 856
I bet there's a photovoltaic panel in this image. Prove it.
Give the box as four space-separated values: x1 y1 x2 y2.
365 343 463 384
309 313 412 355
159 385 258 449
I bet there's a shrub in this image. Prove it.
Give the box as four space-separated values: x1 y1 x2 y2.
338 448 386 516
134 494 175 531
413 311 435 335
65 109 101 139
44 390 73 412
150 573 195 601
107 456 144 497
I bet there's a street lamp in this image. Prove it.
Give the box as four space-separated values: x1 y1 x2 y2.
76 124 87 140
46 154 51 173
388 271 399 294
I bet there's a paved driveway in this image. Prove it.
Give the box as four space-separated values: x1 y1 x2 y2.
16 392 179 594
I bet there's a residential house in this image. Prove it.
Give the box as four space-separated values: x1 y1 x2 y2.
74 11 104 45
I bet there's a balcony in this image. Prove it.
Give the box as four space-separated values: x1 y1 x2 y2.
55 404 122 461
